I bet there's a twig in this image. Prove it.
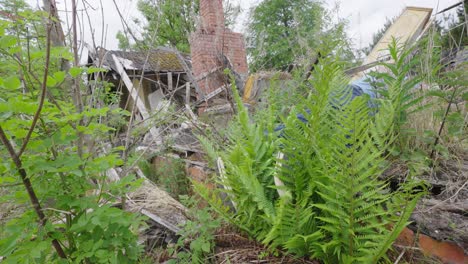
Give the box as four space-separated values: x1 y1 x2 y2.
72 0 85 160
430 85 458 159
17 23 53 158
394 248 406 264
111 0 142 46
43 207 73 215
422 180 468 212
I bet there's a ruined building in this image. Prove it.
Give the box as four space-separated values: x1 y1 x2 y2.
190 0 248 113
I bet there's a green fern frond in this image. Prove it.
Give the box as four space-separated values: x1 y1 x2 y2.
197 135 219 165
195 49 422 263
362 193 423 263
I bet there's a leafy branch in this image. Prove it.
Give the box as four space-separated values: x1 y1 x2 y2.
0 15 67 259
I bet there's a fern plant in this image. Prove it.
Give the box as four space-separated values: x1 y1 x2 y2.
371 38 428 154
196 55 422 263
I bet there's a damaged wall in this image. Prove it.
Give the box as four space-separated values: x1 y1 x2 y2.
190 0 248 98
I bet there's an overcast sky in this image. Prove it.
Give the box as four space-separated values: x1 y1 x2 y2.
26 0 460 52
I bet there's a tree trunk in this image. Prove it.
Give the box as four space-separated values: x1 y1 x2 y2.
42 0 69 71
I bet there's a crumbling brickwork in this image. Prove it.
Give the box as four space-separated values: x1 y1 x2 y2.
190 0 248 98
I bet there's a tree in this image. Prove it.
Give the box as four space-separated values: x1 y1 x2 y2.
246 0 324 72
119 0 240 53
136 0 198 52
0 0 28 13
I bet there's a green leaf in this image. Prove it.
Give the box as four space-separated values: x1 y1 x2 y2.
46 75 57 87
53 71 66 83
3 76 21 90
0 236 18 256
69 67 82 78
87 67 107 74
0 35 17 49
427 90 446 99
462 92 468 101
201 241 211 253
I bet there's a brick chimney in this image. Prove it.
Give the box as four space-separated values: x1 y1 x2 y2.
190 0 248 107
200 0 224 33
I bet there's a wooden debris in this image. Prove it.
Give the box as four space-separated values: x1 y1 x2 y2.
111 54 161 142
174 50 205 100
195 85 227 106
126 180 188 235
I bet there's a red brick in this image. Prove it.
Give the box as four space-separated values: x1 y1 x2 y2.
190 0 248 103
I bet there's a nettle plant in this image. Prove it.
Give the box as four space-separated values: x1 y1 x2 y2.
0 10 144 263
197 54 422 263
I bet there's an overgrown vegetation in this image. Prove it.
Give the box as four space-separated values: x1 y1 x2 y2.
140 156 190 198
168 196 221 264
195 41 432 262
1 0 466 263
246 0 356 71
0 4 145 263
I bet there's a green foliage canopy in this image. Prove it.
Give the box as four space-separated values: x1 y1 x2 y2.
246 0 324 71
136 0 199 52
121 0 240 52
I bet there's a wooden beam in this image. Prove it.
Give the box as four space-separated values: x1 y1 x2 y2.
174 50 205 100
140 209 181 233
112 54 161 141
204 103 232 114
167 72 173 90
185 82 191 105
194 85 226 105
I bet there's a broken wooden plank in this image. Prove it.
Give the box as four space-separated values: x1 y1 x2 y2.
364 7 432 65
195 85 226 105
126 180 188 235
185 82 191 105
171 144 203 153
174 50 205 100
106 167 121 182
204 103 232 114
273 152 288 198
112 54 161 141
112 55 149 118
217 157 236 209
185 104 198 121
140 209 181 234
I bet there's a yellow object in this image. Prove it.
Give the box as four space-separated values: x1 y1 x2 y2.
242 75 255 104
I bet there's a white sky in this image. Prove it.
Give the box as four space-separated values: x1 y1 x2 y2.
26 0 460 52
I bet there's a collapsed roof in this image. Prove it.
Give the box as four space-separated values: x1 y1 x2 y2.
88 47 191 74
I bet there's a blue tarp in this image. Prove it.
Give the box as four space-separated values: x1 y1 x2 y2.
272 78 377 134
